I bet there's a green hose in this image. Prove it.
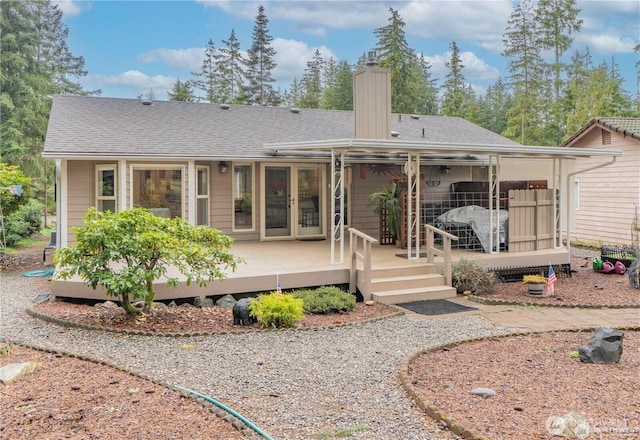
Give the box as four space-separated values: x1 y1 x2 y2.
174 385 275 440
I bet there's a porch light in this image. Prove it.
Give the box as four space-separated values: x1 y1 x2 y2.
219 161 229 174
440 165 450 174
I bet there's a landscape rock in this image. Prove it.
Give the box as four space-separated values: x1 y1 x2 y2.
578 327 624 364
193 296 214 308
470 387 496 397
96 300 118 309
0 361 40 385
216 294 237 309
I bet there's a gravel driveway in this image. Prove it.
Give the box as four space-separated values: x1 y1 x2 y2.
0 271 510 439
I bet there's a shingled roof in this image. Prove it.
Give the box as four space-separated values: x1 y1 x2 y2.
562 117 640 147
43 95 518 159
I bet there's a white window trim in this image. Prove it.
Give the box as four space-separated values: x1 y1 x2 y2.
196 165 210 226
232 162 255 232
129 164 186 219
95 164 117 212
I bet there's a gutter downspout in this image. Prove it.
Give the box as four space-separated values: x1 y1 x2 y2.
566 156 617 256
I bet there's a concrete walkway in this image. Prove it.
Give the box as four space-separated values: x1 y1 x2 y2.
401 297 640 332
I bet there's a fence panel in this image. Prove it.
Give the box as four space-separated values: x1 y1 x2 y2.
508 189 555 251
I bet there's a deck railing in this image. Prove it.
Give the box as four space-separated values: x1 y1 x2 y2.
425 224 459 286
348 228 378 301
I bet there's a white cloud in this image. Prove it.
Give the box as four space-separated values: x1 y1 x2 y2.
137 48 205 71
52 0 88 17
199 0 390 35
272 38 337 86
400 1 513 53
84 70 176 99
425 50 500 83
576 33 637 54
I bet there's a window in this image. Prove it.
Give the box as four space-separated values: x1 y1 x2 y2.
196 166 209 226
96 165 117 212
233 164 254 230
132 166 184 218
574 180 580 210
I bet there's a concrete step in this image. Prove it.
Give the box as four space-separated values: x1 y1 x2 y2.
371 273 447 292
372 286 458 305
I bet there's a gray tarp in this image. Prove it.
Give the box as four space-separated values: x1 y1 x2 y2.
434 205 508 253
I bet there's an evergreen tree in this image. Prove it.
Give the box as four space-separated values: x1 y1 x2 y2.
191 39 221 103
502 0 545 144
535 0 582 143
217 29 247 104
1 0 90 188
167 80 196 102
410 53 439 115
478 78 512 135
322 60 353 110
563 48 593 135
635 44 640 113
440 41 467 117
600 57 634 116
298 49 324 109
374 7 418 113
284 78 303 108
246 5 278 106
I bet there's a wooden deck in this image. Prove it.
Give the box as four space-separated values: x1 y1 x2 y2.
51 240 570 301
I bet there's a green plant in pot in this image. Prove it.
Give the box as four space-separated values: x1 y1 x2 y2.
523 274 547 295
368 181 404 244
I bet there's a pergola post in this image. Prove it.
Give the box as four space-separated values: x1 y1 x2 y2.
406 152 420 259
488 155 501 253
330 149 345 264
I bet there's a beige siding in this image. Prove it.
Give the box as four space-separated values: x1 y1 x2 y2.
571 129 640 245
214 161 260 241
353 67 391 139
350 164 401 238
66 160 94 244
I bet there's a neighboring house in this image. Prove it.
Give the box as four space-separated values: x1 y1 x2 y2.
561 118 640 247
42 62 622 300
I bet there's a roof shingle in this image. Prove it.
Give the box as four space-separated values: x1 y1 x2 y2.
43 95 518 159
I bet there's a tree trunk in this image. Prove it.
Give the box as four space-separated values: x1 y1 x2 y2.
120 293 139 314
143 278 155 313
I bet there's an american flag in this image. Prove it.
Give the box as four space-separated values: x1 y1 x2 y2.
546 265 557 295
277 274 282 294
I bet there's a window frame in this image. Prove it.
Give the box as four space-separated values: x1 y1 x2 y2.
95 164 117 213
196 165 210 226
130 164 186 219
232 162 255 232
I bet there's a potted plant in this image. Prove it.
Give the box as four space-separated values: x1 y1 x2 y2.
368 181 404 245
523 274 547 295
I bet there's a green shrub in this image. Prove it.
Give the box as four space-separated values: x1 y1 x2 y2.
293 286 356 314
4 199 42 246
452 258 498 294
248 291 304 328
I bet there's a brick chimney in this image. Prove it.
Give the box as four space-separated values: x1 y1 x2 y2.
353 51 391 139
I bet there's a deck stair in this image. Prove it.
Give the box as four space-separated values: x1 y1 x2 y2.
362 262 457 305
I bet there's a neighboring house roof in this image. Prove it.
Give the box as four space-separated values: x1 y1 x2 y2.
562 117 640 147
42 95 518 160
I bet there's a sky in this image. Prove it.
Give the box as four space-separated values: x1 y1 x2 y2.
55 0 639 102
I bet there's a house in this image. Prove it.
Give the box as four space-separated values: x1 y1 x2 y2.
43 61 622 302
561 117 640 247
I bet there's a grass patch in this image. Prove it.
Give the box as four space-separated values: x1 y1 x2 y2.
314 424 368 439
4 227 53 254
